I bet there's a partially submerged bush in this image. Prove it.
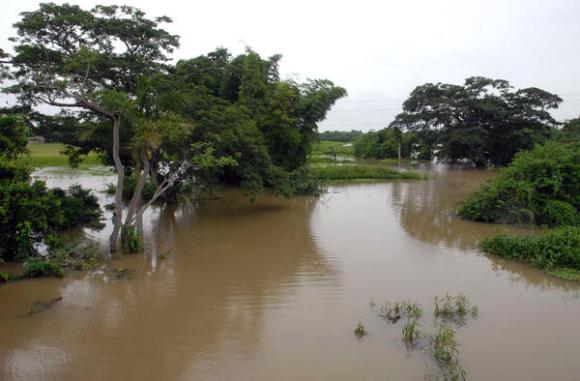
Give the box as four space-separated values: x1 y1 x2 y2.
121 226 142 254
458 142 580 227
354 321 367 337
24 259 64 278
482 226 580 274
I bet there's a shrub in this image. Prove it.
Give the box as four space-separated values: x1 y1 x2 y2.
459 142 580 227
24 259 64 278
482 226 580 272
539 200 579 227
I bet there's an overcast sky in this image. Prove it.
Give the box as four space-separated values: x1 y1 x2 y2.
2 0 579 131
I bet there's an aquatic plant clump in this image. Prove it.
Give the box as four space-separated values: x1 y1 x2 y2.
377 300 423 323
401 318 422 348
433 293 478 326
429 324 466 381
367 294 477 380
354 321 368 338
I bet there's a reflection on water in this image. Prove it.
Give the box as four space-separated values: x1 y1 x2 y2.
0 166 579 380
391 164 538 250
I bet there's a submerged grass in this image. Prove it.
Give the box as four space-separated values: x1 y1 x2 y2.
547 268 580 281
402 318 421 348
310 165 423 181
433 293 478 326
367 294 477 380
429 324 466 381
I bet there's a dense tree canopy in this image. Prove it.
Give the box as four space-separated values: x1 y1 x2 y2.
1 3 346 253
0 114 102 261
318 130 363 142
390 77 562 166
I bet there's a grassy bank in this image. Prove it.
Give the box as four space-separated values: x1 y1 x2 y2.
482 226 580 281
27 143 101 167
310 165 423 181
312 140 355 157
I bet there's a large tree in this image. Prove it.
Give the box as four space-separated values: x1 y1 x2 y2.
3 3 179 252
390 77 562 166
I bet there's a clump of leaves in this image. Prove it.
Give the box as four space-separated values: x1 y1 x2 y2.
354 321 368 338
0 271 11 283
23 259 64 278
434 293 478 326
121 226 141 254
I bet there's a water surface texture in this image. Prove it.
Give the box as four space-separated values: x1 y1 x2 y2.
1 165 579 380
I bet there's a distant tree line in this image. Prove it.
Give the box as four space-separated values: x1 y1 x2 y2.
317 129 363 142
354 77 566 166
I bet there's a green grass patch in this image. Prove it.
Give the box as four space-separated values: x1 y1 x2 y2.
310 165 423 181
312 140 355 156
482 226 580 280
27 143 101 168
547 268 580 281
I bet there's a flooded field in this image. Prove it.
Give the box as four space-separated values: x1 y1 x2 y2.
1 165 579 380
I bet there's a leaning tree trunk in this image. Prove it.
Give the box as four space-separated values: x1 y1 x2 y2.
109 113 124 253
124 152 150 228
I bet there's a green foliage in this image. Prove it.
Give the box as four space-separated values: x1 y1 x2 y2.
482 226 580 272
429 325 466 381
122 174 156 202
369 295 476 380
391 77 561 166
0 116 103 262
402 318 422 347
289 167 327 197
0 115 28 158
433 293 478 326
121 225 141 254
557 118 580 143
312 141 355 156
354 321 368 337
309 165 423 181
378 300 423 323
318 130 362 142
0 271 10 283
547 268 580 282
354 128 400 159
459 142 580 226
24 259 64 278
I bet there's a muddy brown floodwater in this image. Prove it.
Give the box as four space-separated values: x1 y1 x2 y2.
1 165 579 380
